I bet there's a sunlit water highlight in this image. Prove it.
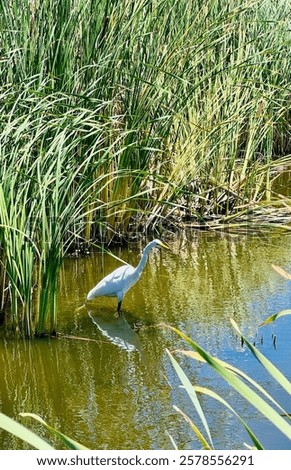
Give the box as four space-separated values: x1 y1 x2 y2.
1 231 291 449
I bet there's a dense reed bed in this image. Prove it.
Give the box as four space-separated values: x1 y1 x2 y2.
0 0 290 335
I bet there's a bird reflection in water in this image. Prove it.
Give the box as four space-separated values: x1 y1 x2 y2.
87 308 143 353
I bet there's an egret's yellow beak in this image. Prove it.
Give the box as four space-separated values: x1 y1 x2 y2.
159 241 170 250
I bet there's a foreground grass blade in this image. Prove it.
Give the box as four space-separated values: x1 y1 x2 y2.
165 430 179 450
173 405 213 450
0 412 54 450
166 349 213 449
260 309 291 326
193 386 264 450
177 349 288 416
231 319 291 396
261 265 291 325
164 325 291 441
20 413 89 450
272 265 291 280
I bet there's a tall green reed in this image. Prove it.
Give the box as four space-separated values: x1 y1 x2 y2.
1 0 290 218
0 80 113 335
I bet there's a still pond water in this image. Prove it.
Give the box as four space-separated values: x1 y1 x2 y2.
1 231 291 450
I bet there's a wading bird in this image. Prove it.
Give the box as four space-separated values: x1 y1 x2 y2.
86 239 169 314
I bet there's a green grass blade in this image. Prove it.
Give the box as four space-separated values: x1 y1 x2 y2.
178 349 288 416
194 386 264 450
165 430 179 450
173 405 213 450
0 412 54 450
164 325 291 441
20 413 89 450
260 309 291 326
166 349 214 449
231 319 291 396
272 265 291 280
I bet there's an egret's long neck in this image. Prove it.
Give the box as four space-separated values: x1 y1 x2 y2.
135 244 152 278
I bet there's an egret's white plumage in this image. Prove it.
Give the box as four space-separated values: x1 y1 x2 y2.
86 239 169 314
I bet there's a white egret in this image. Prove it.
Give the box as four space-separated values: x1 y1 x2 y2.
86 239 169 314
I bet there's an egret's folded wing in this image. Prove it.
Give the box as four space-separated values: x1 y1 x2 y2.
87 265 134 299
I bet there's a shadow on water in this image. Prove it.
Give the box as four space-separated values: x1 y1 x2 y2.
1 231 291 449
87 306 143 354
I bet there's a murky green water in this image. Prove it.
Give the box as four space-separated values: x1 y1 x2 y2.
1 231 291 450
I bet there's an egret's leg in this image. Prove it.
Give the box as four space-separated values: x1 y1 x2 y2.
117 300 122 316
